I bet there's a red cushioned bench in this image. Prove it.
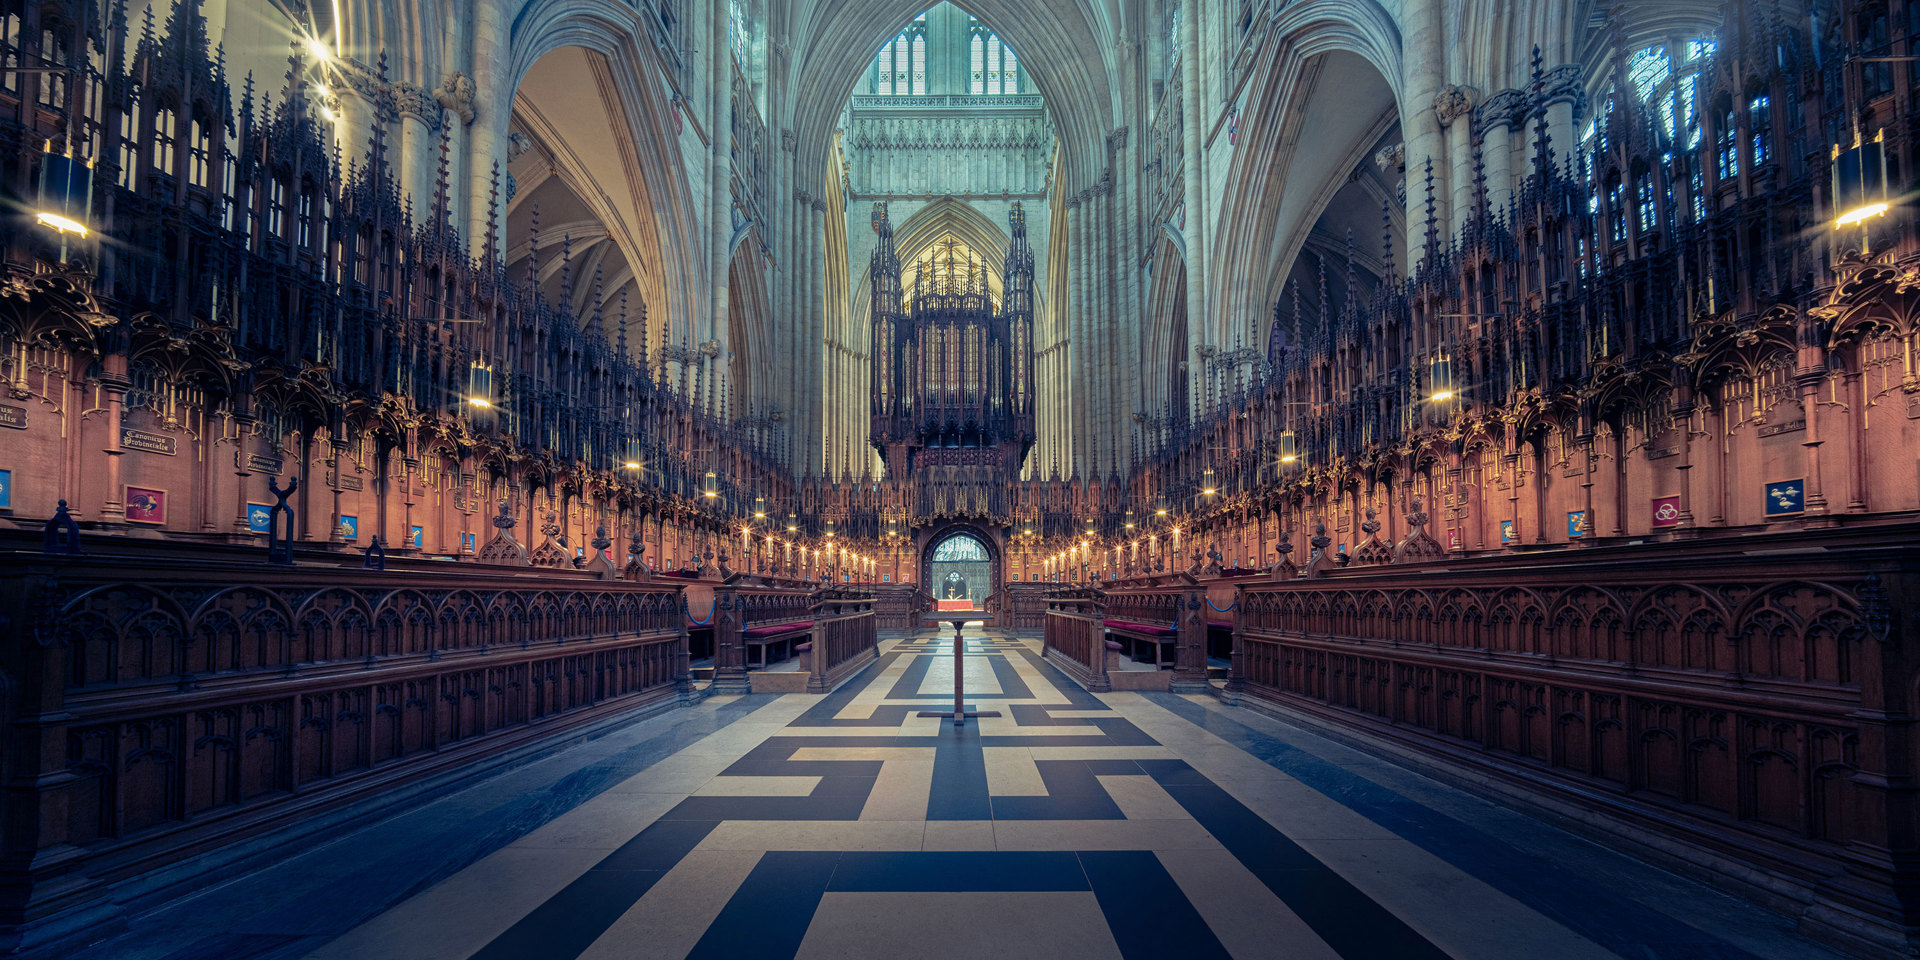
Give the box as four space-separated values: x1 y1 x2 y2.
742 619 814 669
1101 618 1176 668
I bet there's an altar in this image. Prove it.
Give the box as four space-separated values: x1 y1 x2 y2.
935 598 978 612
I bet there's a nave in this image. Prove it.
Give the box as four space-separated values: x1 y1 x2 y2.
67 627 1846 960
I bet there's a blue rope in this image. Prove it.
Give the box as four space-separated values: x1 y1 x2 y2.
685 597 713 626
1207 598 1237 614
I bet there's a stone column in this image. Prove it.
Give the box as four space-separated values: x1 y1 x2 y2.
1478 90 1523 214
1098 174 1116 475
1112 126 1141 471
396 87 439 210
97 364 130 527
1179 0 1207 319
463 0 504 250
710 0 734 354
1066 194 1086 473
810 197 828 473
1436 85 1478 239
1400 0 1446 264
1540 65 1584 175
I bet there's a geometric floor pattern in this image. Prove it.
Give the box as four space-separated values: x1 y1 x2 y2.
283 628 1848 960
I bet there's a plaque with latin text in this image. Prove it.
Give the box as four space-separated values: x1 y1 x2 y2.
121 428 177 456
0 403 26 429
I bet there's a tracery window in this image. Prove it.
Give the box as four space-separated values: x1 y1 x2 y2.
1630 41 1714 151
930 536 989 562
0 15 18 95
874 14 928 96
188 118 211 188
1861 3 1893 100
728 0 751 71
117 98 139 188
969 18 1020 95
153 108 176 173
1607 177 1626 242
1716 104 1739 181
1748 94 1772 166
1636 172 1658 234
37 27 66 108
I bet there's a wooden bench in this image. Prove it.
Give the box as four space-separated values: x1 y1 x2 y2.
1100 618 1177 667
1097 575 1209 688
742 618 814 669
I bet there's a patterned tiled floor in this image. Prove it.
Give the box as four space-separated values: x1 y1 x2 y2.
64 629 1851 960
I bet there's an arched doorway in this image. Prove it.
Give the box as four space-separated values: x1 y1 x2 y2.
920 524 1002 616
929 534 991 604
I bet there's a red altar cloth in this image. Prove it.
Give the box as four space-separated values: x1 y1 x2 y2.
936 599 978 612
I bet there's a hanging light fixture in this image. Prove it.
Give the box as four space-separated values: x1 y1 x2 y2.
1154 495 1169 518
787 512 800 534
1278 429 1299 464
1427 355 1455 402
753 495 767 520
35 141 92 238
1833 130 1890 226
466 361 494 408
702 470 719 499
1124 508 1136 530
1201 466 1217 496
824 517 836 538
623 439 644 471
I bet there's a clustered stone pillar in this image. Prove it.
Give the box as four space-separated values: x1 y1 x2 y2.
1437 84 1478 239
1400 0 1446 256
1478 90 1523 214
1066 193 1086 471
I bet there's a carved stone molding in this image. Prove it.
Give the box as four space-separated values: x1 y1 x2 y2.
1374 142 1406 174
434 71 478 126
1538 64 1584 111
1476 87 1528 130
1433 84 1479 127
394 84 442 129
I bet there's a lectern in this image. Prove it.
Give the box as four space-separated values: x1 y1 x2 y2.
918 612 1001 728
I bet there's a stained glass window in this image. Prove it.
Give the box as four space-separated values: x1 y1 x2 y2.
1628 47 1669 103
968 17 1020 95
931 536 989 562
728 0 750 70
874 14 928 95
1716 106 1739 180
1748 95 1771 166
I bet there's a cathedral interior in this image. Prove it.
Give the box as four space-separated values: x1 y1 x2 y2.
3 0 1920 957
